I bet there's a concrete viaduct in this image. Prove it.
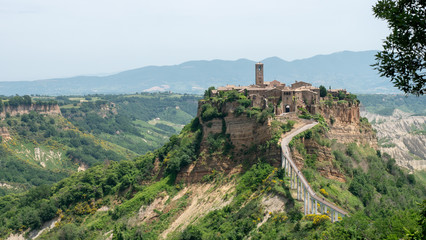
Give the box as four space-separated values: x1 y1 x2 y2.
280 121 348 222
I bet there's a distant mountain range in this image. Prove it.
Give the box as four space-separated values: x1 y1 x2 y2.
0 50 398 95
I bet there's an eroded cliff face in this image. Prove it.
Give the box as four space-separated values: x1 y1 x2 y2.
361 109 426 171
0 104 61 118
292 138 346 182
177 102 281 183
319 103 377 148
0 127 11 141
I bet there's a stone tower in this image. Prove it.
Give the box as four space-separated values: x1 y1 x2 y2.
255 62 264 85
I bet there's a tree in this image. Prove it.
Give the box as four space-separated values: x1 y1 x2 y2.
338 91 346 100
372 0 425 96
319 85 327 97
23 95 32 105
204 86 215 99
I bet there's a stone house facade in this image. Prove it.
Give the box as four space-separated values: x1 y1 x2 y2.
214 63 335 115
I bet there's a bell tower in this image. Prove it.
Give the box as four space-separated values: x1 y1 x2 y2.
255 62 264 85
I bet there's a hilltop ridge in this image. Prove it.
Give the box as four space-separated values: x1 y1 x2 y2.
0 51 397 95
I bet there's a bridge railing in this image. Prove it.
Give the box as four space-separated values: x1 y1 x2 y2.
280 122 348 222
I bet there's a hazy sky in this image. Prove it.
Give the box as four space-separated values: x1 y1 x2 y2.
0 0 389 81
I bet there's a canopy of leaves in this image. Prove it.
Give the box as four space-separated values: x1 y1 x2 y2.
319 85 327 97
372 0 426 96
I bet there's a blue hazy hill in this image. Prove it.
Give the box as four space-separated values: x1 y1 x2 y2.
0 50 397 95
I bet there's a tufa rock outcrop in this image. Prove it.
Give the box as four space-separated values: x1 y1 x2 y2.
319 102 377 149
176 101 281 183
0 104 61 118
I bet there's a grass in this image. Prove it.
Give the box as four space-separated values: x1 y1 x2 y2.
147 119 184 132
60 104 80 109
123 94 184 99
5 140 71 171
158 107 194 125
414 170 426 187
112 175 173 219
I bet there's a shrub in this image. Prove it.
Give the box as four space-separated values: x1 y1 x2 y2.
234 105 245 117
281 120 295 133
338 91 346 100
320 188 329 197
201 103 220 122
181 225 202 240
313 214 330 225
204 86 215 99
288 208 303 222
256 110 270 124
237 98 251 108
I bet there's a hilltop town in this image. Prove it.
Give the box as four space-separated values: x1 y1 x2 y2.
214 62 351 115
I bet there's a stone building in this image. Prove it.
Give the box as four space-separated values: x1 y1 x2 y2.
214 62 339 115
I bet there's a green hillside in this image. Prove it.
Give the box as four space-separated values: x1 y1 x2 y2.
0 93 200 197
58 93 200 154
0 99 424 239
0 110 134 196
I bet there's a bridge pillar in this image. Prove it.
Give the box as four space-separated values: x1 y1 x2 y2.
296 177 300 200
315 200 318 214
283 155 286 173
304 187 307 215
290 167 293 189
307 192 310 214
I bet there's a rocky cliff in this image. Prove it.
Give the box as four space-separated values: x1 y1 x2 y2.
177 101 281 182
319 102 377 148
292 137 346 182
0 104 61 118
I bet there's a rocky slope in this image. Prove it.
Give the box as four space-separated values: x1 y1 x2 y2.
361 109 426 171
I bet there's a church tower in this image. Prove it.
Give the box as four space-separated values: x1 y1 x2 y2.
255 62 264 85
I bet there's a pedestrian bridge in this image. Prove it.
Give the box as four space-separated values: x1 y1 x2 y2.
280 121 348 222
